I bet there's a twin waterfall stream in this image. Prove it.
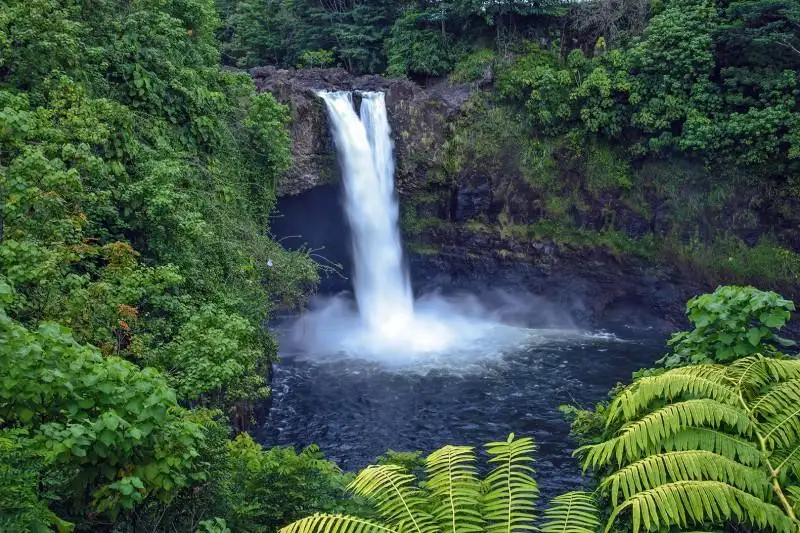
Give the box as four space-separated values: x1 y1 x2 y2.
318 91 414 339
312 90 531 355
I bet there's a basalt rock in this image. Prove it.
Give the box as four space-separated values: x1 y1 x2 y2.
407 224 707 331
252 66 469 196
262 67 798 331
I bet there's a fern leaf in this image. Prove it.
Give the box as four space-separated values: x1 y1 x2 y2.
761 404 800 449
483 434 539 533
607 369 736 427
605 481 798 533
280 514 398 533
726 356 800 393
773 443 800 478
661 428 763 467
786 485 800 517
540 491 599 533
579 399 754 468
425 445 483 533
749 379 800 416
348 465 438 533
599 451 769 506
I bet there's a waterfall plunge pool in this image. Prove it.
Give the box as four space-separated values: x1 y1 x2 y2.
257 318 664 500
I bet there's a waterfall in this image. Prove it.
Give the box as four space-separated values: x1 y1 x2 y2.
290 92 553 358
318 91 414 337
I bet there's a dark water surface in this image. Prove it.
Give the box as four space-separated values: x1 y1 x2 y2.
257 325 664 499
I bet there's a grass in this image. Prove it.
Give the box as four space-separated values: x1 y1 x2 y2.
407 243 441 255
491 219 658 259
670 235 800 287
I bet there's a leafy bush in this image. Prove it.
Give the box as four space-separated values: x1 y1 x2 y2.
0 0 318 417
0 282 204 521
0 430 68 532
662 286 796 367
297 49 336 69
225 434 364 532
450 49 496 84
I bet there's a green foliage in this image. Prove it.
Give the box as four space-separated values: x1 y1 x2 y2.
375 449 426 472
222 0 398 73
0 293 203 520
298 49 337 69
0 430 69 532
110 412 358 533
281 434 539 533
199 518 233 533
498 221 658 259
0 0 322 526
154 305 269 403
671 235 800 288
386 10 457 78
217 0 572 76
579 355 800 532
225 434 361 532
0 0 317 416
662 286 796 367
496 44 634 137
450 49 497 84
496 0 799 177
540 491 600 533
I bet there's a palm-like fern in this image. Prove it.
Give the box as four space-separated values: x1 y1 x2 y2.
578 355 800 533
540 491 600 533
280 434 539 533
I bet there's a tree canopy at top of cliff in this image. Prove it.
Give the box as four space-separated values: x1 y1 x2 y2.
220 0 799 169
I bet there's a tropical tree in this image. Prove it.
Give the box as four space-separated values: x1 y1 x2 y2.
580 354 800 532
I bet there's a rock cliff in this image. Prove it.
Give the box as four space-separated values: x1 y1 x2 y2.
254 67 794 330
251 66 469 196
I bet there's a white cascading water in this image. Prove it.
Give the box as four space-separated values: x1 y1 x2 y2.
318 91 414 337
292 90 573 361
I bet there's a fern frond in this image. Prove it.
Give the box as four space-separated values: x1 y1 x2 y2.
773 443 800 478
540 491 600 533
483 434 539 533
786 485 800 516
749 379 800 416
761 404 800 449
726 356 800 392
660 427 763 467
280 514 398 533
425 445 483 533
605 480 798 533
348 465 438 533
579 399 754 468
607 370 737 426
599 451 769 506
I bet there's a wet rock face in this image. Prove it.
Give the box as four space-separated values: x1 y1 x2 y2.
251 66 468 196
406 225 706 331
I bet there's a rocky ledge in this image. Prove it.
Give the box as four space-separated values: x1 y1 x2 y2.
408 225 706 331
